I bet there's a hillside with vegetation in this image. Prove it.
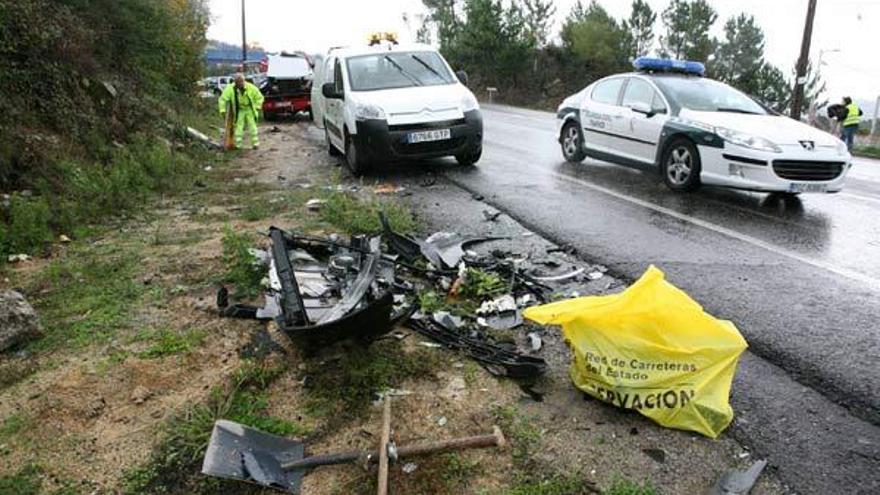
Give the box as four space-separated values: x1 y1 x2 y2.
0 0 210 259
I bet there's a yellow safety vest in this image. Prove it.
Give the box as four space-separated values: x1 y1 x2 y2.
843 103 861 127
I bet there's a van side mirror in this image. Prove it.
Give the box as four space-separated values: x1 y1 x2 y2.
455 70 469 86
630 101 655 118
322 83 343 100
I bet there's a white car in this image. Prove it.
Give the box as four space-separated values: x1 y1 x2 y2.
312 41 482 175
557 58 852 193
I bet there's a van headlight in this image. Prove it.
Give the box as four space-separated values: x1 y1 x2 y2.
354 103 386 120
715 126 781 153
461 93 479 112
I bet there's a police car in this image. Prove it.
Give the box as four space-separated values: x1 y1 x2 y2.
312 34 482 175
557 58 851 193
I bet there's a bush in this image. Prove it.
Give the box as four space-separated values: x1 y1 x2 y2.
4 195 52 255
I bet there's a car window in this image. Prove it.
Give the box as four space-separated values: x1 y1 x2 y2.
622 78 655 109
652 92 667 114
591 78 625 105
653 76 767 115
345 51 455 91
324 58 335 85
334 59 343 93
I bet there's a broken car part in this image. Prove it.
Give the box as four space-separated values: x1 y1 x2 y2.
408 315 546 379
218 227 398 350
710 460 768 495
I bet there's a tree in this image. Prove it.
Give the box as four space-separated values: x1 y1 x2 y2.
447 0 533 87
659 0 717 63
563 1 631 74
422 0 460 51
522 0 555 47
753 64 791 113
712 14 765 95
623 0 656 59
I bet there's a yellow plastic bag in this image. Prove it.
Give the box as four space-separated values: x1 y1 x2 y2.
524 265 747 438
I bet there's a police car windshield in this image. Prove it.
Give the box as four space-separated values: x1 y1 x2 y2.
653 77 767 115
346 51 455 91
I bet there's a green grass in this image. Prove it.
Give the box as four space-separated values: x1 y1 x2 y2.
606 478 657 495
0 464 79 495
459 268 508 299
28 242 146 351
493 406 601 495
136 328 207 359
853 145 880 159
0 359 40 390
506 476 598 495
220 226 264 298
320 191 417 235
303 340 443 421
0 413 30 440
122 359 303 494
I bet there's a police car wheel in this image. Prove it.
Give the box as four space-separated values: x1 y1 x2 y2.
325 128 342 157
662 139 701 192
561 121 586 163
345 133 370 176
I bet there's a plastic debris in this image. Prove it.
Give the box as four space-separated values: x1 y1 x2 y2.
305 199 326 211
525 266 748 438
402 462 418 474
527 332 542 351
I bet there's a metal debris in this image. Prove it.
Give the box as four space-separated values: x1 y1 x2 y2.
710 460 768 495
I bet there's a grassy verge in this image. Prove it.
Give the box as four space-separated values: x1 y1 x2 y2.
302 339 444 423
491 405 657 495
122 359 304 494
853 145 880 159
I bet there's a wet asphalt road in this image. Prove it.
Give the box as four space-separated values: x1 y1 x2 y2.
435 105 880 493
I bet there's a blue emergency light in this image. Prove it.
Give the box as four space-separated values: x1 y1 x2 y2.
633 57 705 76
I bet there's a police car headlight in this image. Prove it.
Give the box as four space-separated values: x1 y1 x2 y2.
836 140 849 156
354 103 386 120
460 93 479 112
715 127 781 153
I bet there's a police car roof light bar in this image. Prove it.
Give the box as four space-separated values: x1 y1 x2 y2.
633 57 705 76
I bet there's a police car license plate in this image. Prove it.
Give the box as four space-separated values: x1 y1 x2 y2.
407 129 451 144
789 183 827 193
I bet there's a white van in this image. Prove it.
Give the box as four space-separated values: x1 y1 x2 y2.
312 42 482 175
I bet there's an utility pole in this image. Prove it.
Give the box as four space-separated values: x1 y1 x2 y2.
241 0 247 67
791 0 817 121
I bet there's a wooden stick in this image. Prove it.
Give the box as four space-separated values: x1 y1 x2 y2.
280 427 506 471
377 396 391 495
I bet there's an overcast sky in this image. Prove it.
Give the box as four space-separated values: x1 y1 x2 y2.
207 0 879 104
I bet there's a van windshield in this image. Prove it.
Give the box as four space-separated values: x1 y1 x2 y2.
346 51 455 91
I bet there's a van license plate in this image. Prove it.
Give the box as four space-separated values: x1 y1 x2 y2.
407 129 451 144
789 183 827 193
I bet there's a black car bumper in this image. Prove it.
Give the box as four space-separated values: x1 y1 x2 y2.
353 109 482 161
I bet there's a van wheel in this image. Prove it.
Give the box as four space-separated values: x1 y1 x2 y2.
561 121 586 163
661 138 701 192
456 148 481 166
345 132 370 176
325 128 342 157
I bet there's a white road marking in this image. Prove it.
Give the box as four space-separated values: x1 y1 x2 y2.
551 171 880 289
839 191 880 206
